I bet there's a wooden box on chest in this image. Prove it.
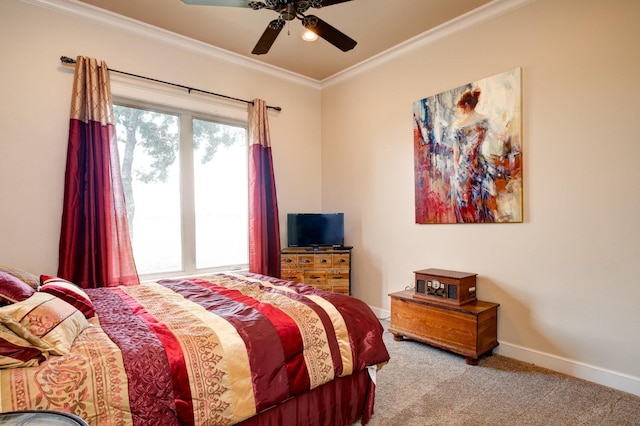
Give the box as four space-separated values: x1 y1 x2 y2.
414 268 477 306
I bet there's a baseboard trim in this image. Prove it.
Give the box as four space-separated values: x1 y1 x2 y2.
370 306 390 321
495 341 640 397
371 306 640 397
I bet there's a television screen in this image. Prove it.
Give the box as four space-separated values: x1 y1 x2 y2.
287 213 344 247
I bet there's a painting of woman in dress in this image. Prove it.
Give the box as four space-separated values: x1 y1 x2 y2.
453 88 494 222
413 68 522 224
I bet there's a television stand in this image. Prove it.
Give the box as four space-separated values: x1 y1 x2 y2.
279 246 352 294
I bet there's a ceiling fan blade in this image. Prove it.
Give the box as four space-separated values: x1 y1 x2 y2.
252 20 285 55
313 0 352 7
302 15 356 52
180 0 251 6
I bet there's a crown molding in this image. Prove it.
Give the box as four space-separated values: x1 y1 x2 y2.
321 0 536 88
23 0 534 90
22 0 322 89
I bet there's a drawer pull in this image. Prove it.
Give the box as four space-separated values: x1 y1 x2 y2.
337 259 345 263
284 259 292 263
301 259 311 264
319 259 327 263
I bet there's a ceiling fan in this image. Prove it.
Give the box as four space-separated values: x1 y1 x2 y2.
180 0 357 55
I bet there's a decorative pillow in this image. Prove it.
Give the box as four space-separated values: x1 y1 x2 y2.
0 265 41 290
0 292 90 356
0 271 36 306
0 323 46 369
40 275 95 319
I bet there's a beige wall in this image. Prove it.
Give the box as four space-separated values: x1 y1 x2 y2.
2 0 639 396
322 0 640 394
0 0 322 274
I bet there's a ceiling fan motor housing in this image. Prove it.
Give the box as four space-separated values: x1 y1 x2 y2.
280 3 296 20
272 1 314 20
183 0 356 55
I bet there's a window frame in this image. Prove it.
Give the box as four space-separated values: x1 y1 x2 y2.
113 96 250 281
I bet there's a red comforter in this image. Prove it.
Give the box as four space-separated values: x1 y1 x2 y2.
1 272 389 425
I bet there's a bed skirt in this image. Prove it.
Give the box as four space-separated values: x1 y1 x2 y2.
238 368 375 426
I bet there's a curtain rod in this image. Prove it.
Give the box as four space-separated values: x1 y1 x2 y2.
59 56 282 112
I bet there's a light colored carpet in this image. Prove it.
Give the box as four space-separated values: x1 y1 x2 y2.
359 320 640 425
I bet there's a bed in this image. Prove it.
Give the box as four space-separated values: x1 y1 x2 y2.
0 268 390 425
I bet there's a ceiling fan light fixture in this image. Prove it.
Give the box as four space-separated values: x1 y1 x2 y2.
302 29 319 42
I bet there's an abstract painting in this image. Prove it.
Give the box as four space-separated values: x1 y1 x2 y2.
413 68 522 224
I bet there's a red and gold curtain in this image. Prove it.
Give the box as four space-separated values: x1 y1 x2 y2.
248 99 280 277
58 56 138 288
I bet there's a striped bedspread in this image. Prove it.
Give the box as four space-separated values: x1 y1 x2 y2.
0 272 389 425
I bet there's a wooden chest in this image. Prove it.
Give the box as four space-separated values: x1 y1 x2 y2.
389 290 499 364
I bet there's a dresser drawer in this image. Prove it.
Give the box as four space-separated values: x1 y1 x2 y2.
303 270 326 285
331 285 350 294
327 270 349 285
332 253 350 267
314 253 333 268
280 270 303 283
314 285 332 292
298 254 315 269
280 254 299 269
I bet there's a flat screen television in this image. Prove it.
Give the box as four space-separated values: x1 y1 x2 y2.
287 213 345 247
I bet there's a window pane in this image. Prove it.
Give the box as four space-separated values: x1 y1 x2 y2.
114 105 182 274
193 119 248 269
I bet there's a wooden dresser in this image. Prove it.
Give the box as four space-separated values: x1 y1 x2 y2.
279 247 352 294
389 290 499 365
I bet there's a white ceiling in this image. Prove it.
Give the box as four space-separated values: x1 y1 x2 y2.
76 0 492 81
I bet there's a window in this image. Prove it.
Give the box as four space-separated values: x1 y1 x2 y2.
114 102 248 278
